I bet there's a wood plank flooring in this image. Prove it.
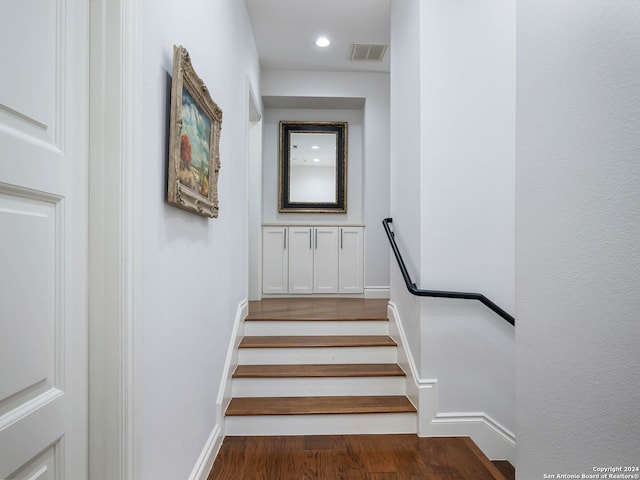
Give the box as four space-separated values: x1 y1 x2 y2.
233 364 406 378
239 335 397 348
247 298 389 321
226 396 417 416
208 434 510 479
493 461 516 479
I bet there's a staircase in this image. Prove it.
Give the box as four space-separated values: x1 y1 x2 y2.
224 298 417 436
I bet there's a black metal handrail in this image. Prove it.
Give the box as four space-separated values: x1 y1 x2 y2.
383 218 515 326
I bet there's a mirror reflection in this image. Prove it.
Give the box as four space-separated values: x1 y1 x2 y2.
289 132 337 203
279 121 347 213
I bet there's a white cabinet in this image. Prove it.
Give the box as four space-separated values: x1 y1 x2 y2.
288 227 314 294
338 226 364 294
262 225 363 295
262 226 288 295
288 227 339 294
313 227 339 294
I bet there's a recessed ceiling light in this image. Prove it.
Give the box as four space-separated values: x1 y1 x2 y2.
311 145 319 149
313 158 320 162
315 36 330 48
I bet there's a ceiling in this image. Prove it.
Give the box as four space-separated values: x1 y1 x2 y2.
244 0 391 73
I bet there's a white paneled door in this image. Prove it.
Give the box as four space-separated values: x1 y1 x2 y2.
0 0 89 478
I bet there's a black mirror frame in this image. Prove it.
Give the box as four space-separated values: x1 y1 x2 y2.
278 121 348 213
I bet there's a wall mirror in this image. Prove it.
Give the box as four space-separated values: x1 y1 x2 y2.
279 121 347 213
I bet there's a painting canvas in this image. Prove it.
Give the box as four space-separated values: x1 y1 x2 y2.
179 88 211 196
168 45 222 217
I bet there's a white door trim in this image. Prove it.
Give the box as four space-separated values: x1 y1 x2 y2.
88 0 142 479
247 79 263 301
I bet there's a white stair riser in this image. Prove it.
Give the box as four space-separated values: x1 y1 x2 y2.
231 376 406 398
244 320 388 336
237 346 397 365
225 412 417 436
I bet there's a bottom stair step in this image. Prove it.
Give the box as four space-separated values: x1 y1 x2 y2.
225 410 417 436
226 395 416 416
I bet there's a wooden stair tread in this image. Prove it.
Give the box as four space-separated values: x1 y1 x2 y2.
239 335 396 348
226 395 417 416
245 316 388 322
233 363 406 378
247 298 388 321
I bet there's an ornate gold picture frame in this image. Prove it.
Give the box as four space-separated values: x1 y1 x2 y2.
167 45 223 218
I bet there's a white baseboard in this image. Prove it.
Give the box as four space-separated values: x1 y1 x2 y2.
387 302 420 407
216 299 249 433
188 424 223 480
387 301 515 463
427 413 515 461
364 286 390 299
192 299 248 479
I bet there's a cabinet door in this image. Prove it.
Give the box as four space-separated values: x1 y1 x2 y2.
262 227 288 294
288 227 314 294
339 227 364 293
314 227 339 293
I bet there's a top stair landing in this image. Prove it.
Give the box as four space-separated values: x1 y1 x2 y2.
247 298 389 321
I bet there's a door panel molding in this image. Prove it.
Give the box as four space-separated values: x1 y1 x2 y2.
6 439 62 480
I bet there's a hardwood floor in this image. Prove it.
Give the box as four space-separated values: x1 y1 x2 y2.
492 461 516 480
247 298 389 321
239 335 397 348
233 364 406 378
208 434 510 479
226 396 416 416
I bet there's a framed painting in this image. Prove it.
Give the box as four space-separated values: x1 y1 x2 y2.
168 45 223 217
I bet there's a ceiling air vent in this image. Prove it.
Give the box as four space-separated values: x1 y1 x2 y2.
350 43 388 62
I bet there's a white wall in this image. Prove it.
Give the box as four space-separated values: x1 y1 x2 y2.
140 0 259 478
517 0 640 475
390 0 515 443
261 70 390 290
419 0 515 429
389 0 423 363
419 0 515 313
